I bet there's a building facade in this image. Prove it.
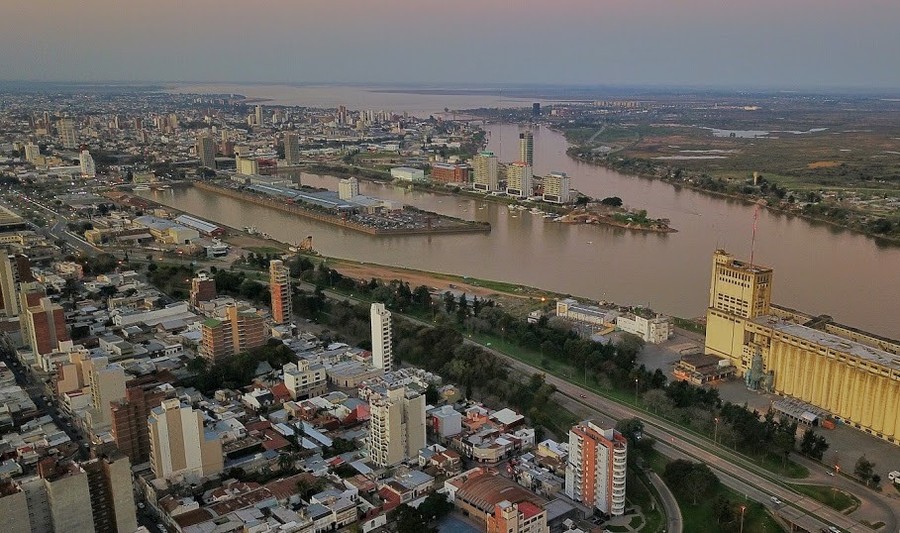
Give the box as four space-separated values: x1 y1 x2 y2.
616 313 673 344
370 303 393 371
519 131 534 166
148 398 223 480
284 132 300 165
366 386 426 467
57 118 78 149
338 177 360 200
197 134 217 168
473 151 499 191
79 150 96 177
111 377 172 464
431 162 470 184
506 162 533 197
269 259 292 325
542 172 571 204
564 421 627 516
704 249 900 444
189 273 217 307
283 361 327 400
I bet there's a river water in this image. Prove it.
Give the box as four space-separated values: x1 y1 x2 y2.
138 123 900 338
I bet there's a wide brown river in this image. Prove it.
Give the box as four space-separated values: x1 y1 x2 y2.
139 123 900 338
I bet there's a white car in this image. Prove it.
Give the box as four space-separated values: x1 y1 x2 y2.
770 496 782 505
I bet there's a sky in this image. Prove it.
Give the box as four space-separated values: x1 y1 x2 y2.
2 0 900 90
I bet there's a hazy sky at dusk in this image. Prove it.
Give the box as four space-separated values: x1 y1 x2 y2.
3 0 899 89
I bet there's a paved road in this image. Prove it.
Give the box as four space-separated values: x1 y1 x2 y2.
316 289 891 533
0 350 88 461
647 471 682 533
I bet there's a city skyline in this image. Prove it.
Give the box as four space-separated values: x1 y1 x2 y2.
3 0 900 89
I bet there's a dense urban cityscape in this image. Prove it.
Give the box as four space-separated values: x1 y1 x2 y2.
0 83 896 533
1 2 900 533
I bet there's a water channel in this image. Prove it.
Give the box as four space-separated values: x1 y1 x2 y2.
138 123 900 338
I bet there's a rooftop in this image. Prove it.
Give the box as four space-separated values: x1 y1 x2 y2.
755 316 899 371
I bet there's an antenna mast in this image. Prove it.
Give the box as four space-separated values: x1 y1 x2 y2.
749 203 761 267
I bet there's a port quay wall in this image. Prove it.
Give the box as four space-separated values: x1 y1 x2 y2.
193 181 490 236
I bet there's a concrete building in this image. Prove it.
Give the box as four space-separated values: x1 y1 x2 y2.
284 132 300 165
365 386 426 467
370 303 393 371
79 150 95 177
0 251 28 317
0 481 30 533
542 172 571 204
57 118 77 149
473 151 499 191
87 359 128 429
390 167 426 182
282 361 327 400
40 459 96 533
201 317 233 361
269 259 292 325
21 293 69 359
197 134 217 169
487 500 548 533
255 105 264 127
338 177 360 200
149 398 223 480
82 453 138 533
431 162 470 184
506 162 534 197
616 313 673 344
111 376 173 464
236 155 259 176
200 304 268 361
565 421 627 516
24 142 40 163
704 249 900 444
519 131 534 167
190 272 217 307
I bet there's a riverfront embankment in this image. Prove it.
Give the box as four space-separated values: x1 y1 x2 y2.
193 181 491 236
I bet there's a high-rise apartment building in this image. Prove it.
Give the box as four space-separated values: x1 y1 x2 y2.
519 131 534 166
473 151 499 191
21 293 69 360
532 103 541 117
57 118 77 149
38 458 96 532
338 177 359 200
0 252 29 317
704 250 900 444
87 360 127 429
542 172 571 204
255 105 264 127
189 272 217 307
370 303 393 370
269 259 292 325
284 132 300 165
110 376 173 464
200 304 268 360
564 421 627 516
197 134 217 169
365 386 426 467
79 150 95 177
82 452 138 533
506 162 533 197
149 398 223 480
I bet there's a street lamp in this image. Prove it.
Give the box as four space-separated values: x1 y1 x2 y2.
634 378 639 404
739 505 746 533
714 417 720 445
